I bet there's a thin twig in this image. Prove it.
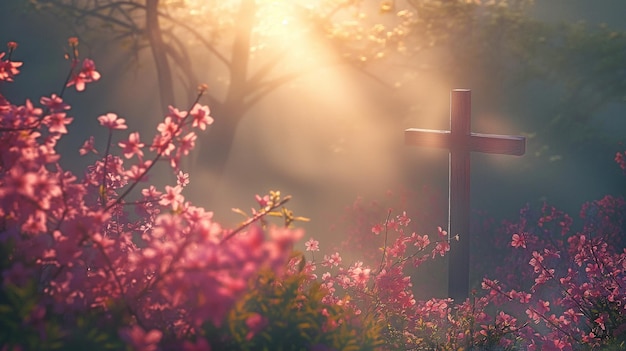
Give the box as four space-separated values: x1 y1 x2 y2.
220 196 291 245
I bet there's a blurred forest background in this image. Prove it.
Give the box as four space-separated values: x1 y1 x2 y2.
1 0 625 276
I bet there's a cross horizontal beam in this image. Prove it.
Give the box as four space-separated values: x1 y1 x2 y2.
405 129 526 156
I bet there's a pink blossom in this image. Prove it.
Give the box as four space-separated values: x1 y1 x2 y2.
371 223 385 235
437 226 448 238
151 134 175 155
305 238 320 252
514 291 532 303
141 185 162 198
0 52 22 82
255 194 270 208
97 113 127 130
118 132 145 159
511 233 527 248
44 112 73 134
386 218 399 231
432 240 450 258
323 252 342 267
79 136 97 155
157 116 178 138
397 211 411 226
349 262 371 286
388 236 407 257
190 103 213 130
536 299 550 314
159 185 183 208
167 105 188 121
79 58 100 81
40 94 70 112
20 99 43 120
66 58 100 91
178 132 197 156
529 251 544 273
496 311 516 328
125 164 149 182
411 233 430 250
177 171 190 187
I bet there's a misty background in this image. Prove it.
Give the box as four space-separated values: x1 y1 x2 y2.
1 0 625 296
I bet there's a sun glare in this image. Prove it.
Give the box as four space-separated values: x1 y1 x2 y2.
162 0 314 51
255 0 294 37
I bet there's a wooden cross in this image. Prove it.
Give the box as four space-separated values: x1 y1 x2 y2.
405 89 526 301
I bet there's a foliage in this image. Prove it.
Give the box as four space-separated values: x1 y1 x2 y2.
202 268 383 351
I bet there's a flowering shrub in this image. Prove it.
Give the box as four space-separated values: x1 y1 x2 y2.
2 38 626 351
302 194 626 350
303 173 626 350
479 194 626 350
0 40 305 350
298 212 530 350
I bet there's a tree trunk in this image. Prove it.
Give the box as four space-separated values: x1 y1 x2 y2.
194 0 257 196
146 0 175 114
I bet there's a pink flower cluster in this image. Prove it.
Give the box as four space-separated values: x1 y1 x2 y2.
0 42 301 349
300 183 626 349
480 197 626 350
0 42 21 83
291 211 464 347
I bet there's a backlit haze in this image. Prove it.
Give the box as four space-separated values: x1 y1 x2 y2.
1 0 625 298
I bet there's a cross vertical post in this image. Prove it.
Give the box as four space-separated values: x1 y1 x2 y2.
405 89 526 301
